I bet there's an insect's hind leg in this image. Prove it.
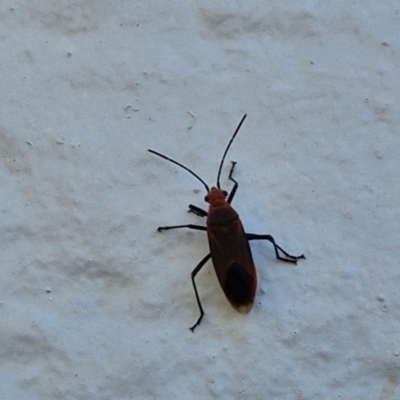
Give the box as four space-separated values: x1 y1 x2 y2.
246 233 305 264
190 253 211 332
227 161 238 204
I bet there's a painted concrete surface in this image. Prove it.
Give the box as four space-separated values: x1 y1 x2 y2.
1 2 400 399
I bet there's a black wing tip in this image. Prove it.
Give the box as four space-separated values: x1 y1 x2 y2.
224 262 256 311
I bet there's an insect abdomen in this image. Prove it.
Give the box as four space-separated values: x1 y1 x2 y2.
224 262 256 313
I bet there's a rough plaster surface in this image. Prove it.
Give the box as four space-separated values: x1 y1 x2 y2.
1 2 400 399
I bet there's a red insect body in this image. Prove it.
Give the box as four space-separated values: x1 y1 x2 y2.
206 187 257 313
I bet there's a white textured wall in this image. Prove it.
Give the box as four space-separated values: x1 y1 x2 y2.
1 2 400 399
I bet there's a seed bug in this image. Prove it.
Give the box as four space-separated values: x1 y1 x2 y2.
148 114 305 331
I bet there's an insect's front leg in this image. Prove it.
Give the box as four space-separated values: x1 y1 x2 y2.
227 161 238 204
188 204 208 217
246 233 305 264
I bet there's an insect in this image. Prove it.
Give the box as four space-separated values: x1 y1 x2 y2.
148 114 305 331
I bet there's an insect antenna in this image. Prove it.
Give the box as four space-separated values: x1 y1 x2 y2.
148 149 210 192
216 114 247 189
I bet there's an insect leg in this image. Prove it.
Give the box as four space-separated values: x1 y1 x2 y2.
157 224 206 232
190 253 212 332
188 204 208 217
246 233 306 264
227 161 238 204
